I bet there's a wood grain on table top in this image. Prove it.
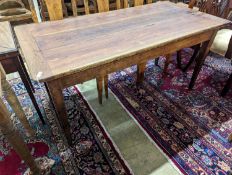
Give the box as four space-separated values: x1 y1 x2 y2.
0 22 17 55
14 1 231 82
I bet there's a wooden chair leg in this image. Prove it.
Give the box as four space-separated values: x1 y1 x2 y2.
189 32 217 90
38 0 46 21
176 50 182 69
18 55 35 92
96 77 103 104
163 54 172 77
225 35 232 59
1 77 35 137
221 73 232 97
137 62 146 85
104 75 108 99
183 44 201 72
155 57 160 66
0 99 40 174
62 0 68 17
16 57 45 125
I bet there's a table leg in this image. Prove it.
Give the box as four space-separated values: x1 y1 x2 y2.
189 32 217 89
1 76 35 137
44 82 56 109
46 80 72 145
0 99 40 174
96 77 103 104
104 75 108 99
137 62 146 85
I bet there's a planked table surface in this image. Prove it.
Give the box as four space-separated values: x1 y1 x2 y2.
14 1 230 82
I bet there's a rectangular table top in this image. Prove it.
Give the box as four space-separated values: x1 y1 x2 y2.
14 1 231 82
0 21 17 55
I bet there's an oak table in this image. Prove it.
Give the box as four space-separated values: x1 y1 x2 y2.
14 1 231 144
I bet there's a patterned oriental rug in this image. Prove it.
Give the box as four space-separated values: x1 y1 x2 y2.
109 49 232 175
0 79 131 175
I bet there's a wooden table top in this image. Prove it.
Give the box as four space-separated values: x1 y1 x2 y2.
0 22 17 55
14 1 231 82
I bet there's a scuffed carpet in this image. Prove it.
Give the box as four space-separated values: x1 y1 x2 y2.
0 79 131 175
109 49 232 175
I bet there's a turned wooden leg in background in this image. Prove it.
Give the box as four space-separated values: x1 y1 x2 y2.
96 77 103 104
104 75 108 99
137 62 146 85
0 99 40 174
1 66 35 136
46 80 72 145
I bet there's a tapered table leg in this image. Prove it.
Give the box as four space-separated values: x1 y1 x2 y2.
96 77 103 104
137 62 146 85
46 80 72 145
104 75 109 99
189 32 217 89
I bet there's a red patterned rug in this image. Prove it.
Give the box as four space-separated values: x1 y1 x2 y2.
109 49 232 175
0 79 131 174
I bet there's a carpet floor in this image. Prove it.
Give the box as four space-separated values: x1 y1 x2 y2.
0 79 131 175
109 49 232 175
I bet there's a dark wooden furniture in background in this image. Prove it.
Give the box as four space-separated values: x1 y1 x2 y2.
0 0 37 22
39 0 156 21
178 0 232 96
154 0 232 96
0 63 40 174
0 21 45 124
181 0 231 70
15 1 230 144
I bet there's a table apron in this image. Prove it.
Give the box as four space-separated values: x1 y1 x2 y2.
46 29 216 89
